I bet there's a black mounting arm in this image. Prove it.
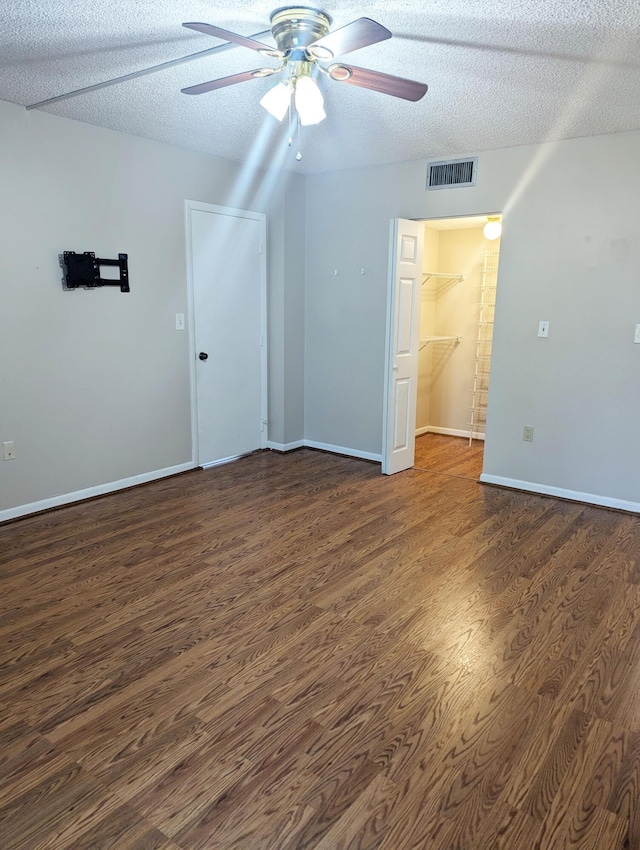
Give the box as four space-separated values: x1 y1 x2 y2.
62 251 130 292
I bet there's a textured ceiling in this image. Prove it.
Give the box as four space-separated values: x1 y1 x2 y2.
2 1 640 173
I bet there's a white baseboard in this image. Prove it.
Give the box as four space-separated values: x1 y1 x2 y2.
268 438 381 462
415 425 485 441
304 440 382 463
0 462 195 524
480 473 640 514
201 454 248 469
1 438 382 522
267 440 305 452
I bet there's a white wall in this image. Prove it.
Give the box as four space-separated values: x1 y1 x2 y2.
0 101 304 517
267 173 305 448
305 130 640 509
4 99 640 516
283 179 306 445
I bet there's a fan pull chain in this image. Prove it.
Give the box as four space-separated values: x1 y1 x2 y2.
296 116 302 161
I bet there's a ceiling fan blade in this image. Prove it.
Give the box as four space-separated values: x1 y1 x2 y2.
329 64 428 101
308 18 391 60
181 68 275 96
26 29 273 111
183 22 283 57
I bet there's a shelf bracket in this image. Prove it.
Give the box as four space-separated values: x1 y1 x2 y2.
422 272 465 286
419 335 462 350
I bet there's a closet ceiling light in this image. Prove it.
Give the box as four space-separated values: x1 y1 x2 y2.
483 216 502 240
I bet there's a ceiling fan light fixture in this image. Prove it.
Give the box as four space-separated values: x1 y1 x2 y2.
176 8 429 153
328 64 352 82
483 216 502 240
294 74 326 125
259 80 291 121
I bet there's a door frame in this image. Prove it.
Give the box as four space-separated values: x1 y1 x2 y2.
382 212 502 473
185 200 268 467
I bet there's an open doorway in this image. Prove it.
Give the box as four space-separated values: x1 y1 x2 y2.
414 215 501 480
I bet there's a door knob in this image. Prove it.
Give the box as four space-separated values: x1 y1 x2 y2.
199 352 208 361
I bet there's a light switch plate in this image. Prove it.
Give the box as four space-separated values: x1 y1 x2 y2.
175 313 185 331
538 321 549 338
634 324 640 344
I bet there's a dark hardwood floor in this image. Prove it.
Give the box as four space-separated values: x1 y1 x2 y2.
2 448 640 848
414 432 484 480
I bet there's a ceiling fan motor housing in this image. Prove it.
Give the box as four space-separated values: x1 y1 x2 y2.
270 6 332 57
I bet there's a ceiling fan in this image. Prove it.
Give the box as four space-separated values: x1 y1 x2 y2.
181 6 428 128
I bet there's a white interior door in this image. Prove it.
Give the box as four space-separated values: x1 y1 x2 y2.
186 202 267 468
382 218 424 474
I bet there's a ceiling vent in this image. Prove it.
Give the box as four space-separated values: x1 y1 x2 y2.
426 157 477 190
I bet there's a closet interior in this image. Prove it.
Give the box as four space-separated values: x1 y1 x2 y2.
415 215 501 475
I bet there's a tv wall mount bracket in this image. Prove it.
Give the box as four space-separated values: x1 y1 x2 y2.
62 251 130 292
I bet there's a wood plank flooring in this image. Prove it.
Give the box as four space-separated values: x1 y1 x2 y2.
2 448 640 848
414 432 484 480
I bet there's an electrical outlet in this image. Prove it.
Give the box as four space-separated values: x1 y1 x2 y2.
3 441 15 460
522 426 534 443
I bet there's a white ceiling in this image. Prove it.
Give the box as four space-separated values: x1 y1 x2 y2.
3 1 640 174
